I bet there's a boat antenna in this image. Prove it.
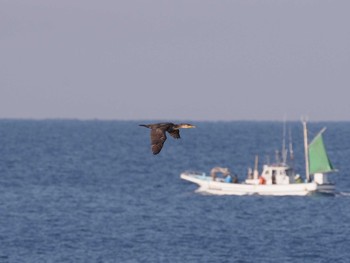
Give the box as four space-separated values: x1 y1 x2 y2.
275 150 280 164
302 117 310 182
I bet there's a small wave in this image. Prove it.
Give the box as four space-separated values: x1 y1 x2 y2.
336 192 350 197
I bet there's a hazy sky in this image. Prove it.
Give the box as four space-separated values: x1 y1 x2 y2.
1 0 349 121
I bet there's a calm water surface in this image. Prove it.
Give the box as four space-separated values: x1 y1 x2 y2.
0 120 349 262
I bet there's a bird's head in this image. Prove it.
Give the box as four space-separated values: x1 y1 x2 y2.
176 123 196 129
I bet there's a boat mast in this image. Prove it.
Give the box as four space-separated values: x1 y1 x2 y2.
289 127 294 167
253 155 259 179
302 119 310 182
282 118 287 164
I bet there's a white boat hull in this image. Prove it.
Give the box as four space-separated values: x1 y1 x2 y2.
180 173 335 196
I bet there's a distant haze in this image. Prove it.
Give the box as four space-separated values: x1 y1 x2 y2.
1 0 349 121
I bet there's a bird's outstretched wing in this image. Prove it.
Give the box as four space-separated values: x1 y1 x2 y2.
150 128 167 155
168 130 180 139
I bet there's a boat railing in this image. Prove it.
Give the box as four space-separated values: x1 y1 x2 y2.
182 171 206 177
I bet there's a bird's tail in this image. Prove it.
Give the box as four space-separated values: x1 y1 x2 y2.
139 124 150 128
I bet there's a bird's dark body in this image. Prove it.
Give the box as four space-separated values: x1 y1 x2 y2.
139 122 195 155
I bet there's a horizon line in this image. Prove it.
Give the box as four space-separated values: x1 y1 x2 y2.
0 117 349 123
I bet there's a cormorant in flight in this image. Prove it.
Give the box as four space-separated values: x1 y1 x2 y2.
139 122 196 155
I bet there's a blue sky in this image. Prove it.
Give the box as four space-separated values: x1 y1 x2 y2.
1 0 350 121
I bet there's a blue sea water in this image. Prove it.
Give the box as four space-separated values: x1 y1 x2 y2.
0 120 350 263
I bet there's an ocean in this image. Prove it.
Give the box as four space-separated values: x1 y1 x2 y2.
0 120 349 263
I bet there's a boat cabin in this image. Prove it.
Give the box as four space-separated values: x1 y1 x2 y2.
246 164 296 185
262 164 295 184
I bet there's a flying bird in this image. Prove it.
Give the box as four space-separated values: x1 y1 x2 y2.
139 122 196 155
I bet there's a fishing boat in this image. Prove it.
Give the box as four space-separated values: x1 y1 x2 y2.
180 121 337 196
